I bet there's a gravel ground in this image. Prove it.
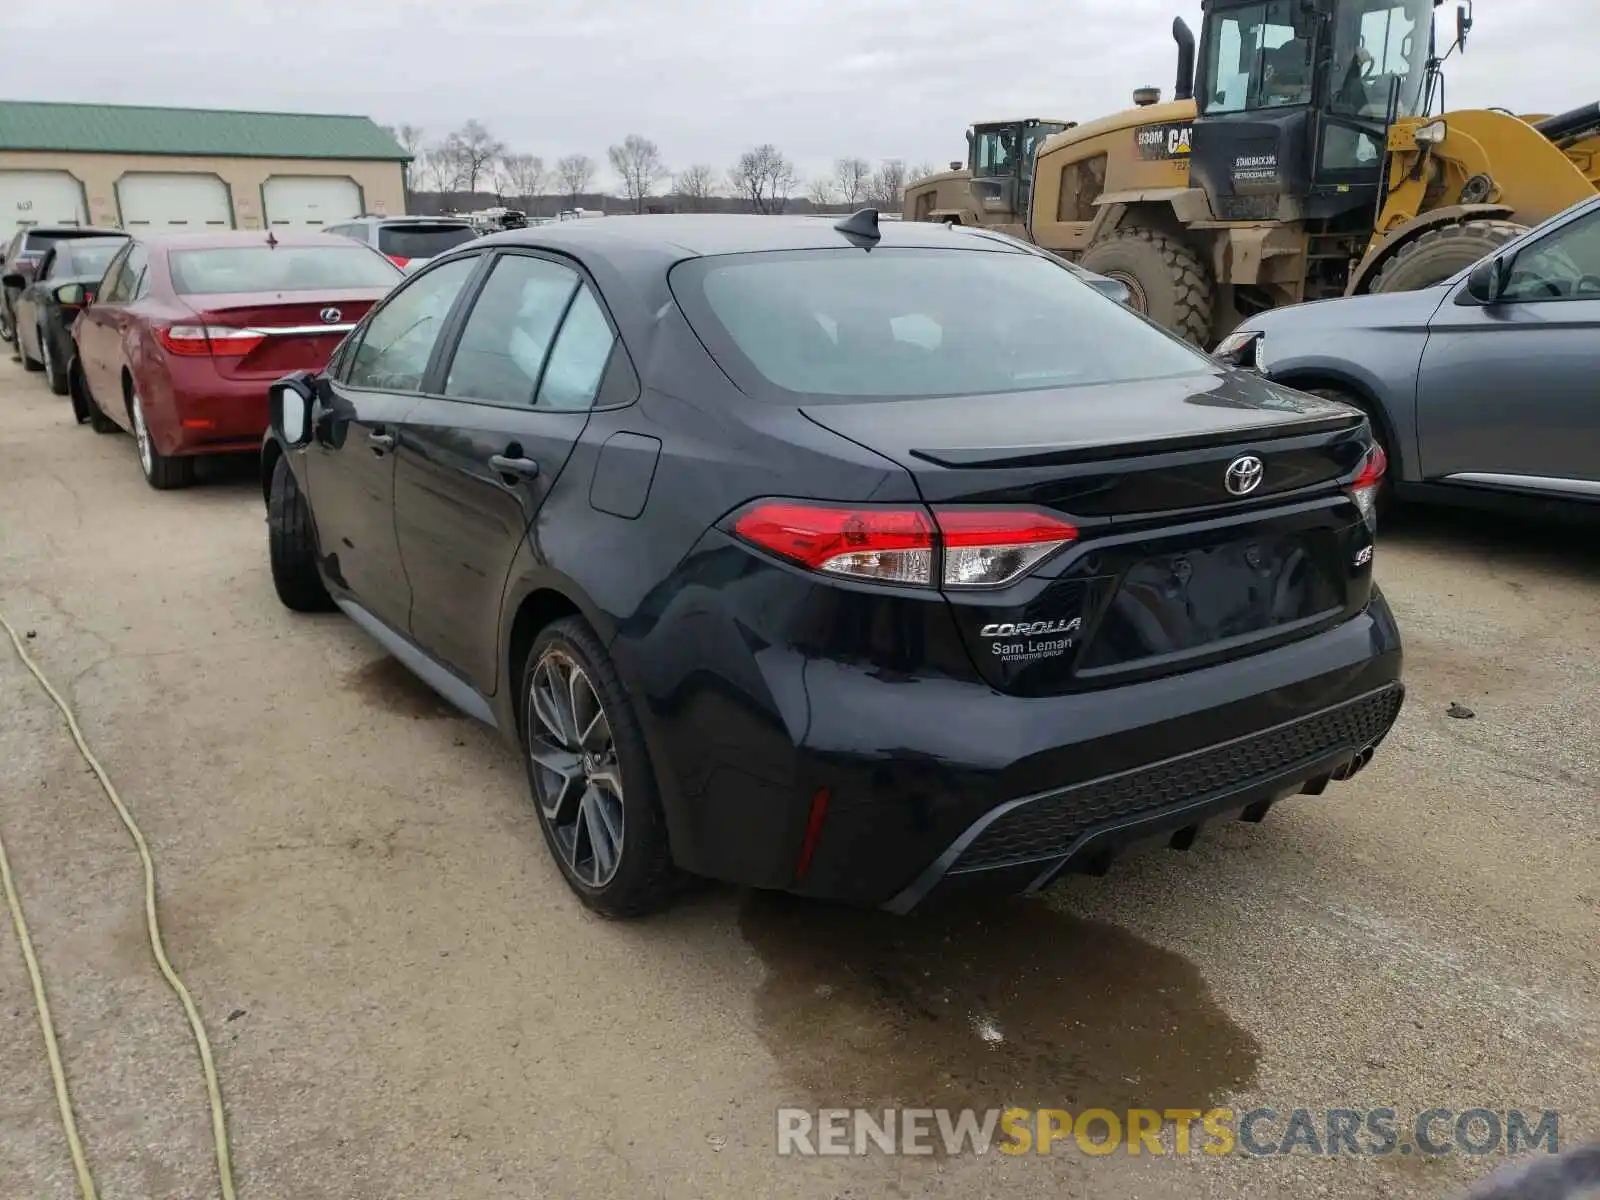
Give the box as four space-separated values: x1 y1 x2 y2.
0 353 1594 1199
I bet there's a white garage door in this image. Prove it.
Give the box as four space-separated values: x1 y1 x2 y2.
0 170 87 237
117 173 233 231
262 176 362 229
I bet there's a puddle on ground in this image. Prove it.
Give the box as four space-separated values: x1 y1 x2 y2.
740 893 1258 1112
343 656 461 720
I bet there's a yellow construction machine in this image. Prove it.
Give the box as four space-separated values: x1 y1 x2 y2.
903 0 1600 345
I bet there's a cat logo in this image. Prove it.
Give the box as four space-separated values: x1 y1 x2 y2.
1137 121 1193 161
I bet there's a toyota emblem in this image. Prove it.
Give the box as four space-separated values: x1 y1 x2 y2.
319 307 342 324
1225 454 1264 496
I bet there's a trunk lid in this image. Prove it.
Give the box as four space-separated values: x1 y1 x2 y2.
184 289 386 378
801 370 1377 696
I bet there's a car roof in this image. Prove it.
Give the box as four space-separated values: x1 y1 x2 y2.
137 230 370 251
473 213 1025 263
21 225 125 240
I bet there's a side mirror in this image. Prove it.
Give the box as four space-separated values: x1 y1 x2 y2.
1086 275 1133 306
269 372 318 448
1456 1 1472 51
1 273 24 290
1464 255 1503 303
55 283 89 307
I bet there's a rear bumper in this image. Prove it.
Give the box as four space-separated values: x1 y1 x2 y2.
883 681 1401 911
158 366 271 455
639 589 1403 909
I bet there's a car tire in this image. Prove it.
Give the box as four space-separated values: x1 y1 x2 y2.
19 329 43 372
1370 220 1529 294
85 376 120 433
521 616 681 918
40 327 68 395
67 357 93 425
1080 226 1216 347
129 387 195 490
1308 387 1395 512
267 454 335 612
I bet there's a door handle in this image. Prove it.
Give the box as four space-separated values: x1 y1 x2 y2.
489 454 540 480
368 430 395 453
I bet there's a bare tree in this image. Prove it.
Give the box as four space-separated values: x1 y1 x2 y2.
439 121 505 195
867 159 909 211
607 134 668 214
381 123 426 158
806 178 835 209
768 157 799 214
673 164 717 211
556 154 597 207
422 140 469 192
833 157 872 207
909 162 939 183
497 153 546 205
727 145 799 214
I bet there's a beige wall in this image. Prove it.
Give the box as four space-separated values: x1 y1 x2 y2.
0 150 406 229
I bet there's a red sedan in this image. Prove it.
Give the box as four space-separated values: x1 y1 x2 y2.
70 231 403 489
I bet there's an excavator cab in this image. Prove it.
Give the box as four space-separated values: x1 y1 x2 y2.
1190 0 1437 220
967 118 1072 222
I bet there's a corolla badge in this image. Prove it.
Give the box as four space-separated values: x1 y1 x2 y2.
1225 454 1265 496
980 618 1081 638
319 307 342 324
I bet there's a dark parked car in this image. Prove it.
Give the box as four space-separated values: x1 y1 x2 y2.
1215 194 1600 516
70 230 402 489
2 224 126 348
6 235 129 395
262 213 1404 917
322 215 480 269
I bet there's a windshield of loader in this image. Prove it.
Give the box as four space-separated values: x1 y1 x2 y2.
973 126 1022 178
1201 0 1312 113
1326 0 1432 118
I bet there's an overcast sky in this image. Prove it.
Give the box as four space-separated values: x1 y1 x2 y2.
6 0 1585 190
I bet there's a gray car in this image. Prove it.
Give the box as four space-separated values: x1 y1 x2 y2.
1215 195 1600 515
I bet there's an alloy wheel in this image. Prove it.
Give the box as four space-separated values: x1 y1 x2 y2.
132 392 153 476
526 647 625 888
40 331 53 380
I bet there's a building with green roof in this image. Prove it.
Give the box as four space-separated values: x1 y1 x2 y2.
0 100 411 237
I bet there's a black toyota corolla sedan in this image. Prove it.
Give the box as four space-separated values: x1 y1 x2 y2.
261 213 1404 917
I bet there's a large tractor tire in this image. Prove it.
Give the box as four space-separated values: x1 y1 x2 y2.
1369 220 1529 294
1080 227 1215 346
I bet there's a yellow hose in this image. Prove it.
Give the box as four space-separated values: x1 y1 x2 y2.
1 612 237 1199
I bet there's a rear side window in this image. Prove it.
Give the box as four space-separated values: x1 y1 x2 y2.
671 247 1209 399
536 286 616 410
169 245 402 295
102 245 148 304
444 255 580 406
378 224 478 260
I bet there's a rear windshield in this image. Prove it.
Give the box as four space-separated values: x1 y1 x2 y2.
169 245 403 295
671 247 1210 399
377 224 478 259
53 239 128 278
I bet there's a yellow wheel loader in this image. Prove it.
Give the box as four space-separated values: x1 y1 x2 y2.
902 0 1600 345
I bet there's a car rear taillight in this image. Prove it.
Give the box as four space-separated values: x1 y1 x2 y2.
387 254 411 268
1347 443 1387 530
733 502 935 585
934 509 1080 588
155 324 266 358
731 502 1078 589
